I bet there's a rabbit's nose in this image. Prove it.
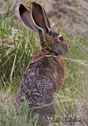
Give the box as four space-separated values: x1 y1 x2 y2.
57 46 62 54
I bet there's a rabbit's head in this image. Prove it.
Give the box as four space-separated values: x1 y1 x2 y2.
19 2 69 56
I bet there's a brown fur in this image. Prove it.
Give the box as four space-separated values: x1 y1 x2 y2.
16 2 69 126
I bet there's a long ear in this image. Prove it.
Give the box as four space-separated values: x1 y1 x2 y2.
19 4 38 32
31 2 51 33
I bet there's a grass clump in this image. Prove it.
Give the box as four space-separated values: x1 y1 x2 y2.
0 16 39 86
0 14 39 126
0 96 38 126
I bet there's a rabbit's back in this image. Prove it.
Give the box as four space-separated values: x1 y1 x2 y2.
17 2 69 125
16 54 65 116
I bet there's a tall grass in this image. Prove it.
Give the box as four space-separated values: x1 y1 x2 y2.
0 96 38 126
0 16 39 86
0 2 88 126
0 15 39 126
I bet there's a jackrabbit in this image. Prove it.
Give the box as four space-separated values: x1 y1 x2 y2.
16 2 69 126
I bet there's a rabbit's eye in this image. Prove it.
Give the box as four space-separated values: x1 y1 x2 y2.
58 34 63 41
